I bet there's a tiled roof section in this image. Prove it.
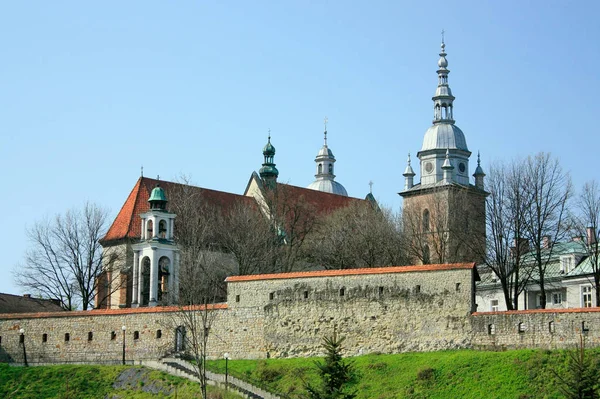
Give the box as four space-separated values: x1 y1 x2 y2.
0 293 65 314
472 307 600 316
102 177 256 243
226 263 476 282
0 303 228 320
275 182 364 215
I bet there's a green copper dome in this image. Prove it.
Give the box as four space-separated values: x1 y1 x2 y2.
149 185 167 202
263 139 275 156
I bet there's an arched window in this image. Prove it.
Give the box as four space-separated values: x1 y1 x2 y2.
328 164 333 174
423 245 431 265
318 163 323 174
158 220 167 239
146 220 153 239
422 209 430 232
158 257 171 302
141 257 151 306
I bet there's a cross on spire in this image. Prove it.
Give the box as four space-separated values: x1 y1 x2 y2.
369 180 373 194
441 29 445 44
141 165 143 177
268 128 271 140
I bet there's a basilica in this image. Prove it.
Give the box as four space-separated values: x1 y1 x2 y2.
96 40 488 310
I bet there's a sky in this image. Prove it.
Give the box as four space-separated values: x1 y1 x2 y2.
1 1 599 296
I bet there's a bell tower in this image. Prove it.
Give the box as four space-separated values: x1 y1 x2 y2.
400 38 487 265
132 184 179 307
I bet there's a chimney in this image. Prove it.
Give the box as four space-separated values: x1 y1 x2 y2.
587 227 597 245
23 294 31 298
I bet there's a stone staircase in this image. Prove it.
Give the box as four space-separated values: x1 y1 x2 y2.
142 357 281 399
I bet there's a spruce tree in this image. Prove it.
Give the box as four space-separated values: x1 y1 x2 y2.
305 332 357 399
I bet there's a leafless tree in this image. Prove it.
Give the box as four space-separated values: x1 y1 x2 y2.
522 152 572 309
573 180 600 307
480 160 533 310
14 202 110 310
308 201 408 269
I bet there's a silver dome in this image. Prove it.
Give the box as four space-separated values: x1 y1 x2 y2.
307 179 348 196
421 124 469 152
317 146 334 158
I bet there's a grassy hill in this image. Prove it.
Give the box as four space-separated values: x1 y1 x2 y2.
206 348 600 399
0 364 241 399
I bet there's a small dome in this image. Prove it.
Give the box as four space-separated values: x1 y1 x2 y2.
259 165 278 175
307 179 348 196
148 185 167 203
438 56 448 68
263 140 275 156
421 124 469 152
317 145 334 158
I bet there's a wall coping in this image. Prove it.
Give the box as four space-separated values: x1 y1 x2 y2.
226 263 476 282
473 307 600 316
0 303 228 320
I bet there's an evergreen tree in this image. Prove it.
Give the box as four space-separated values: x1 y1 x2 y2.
305 332 357 399
554 335 600 399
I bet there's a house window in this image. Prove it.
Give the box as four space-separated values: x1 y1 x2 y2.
64 333 70 342
42 333 48 343
134 331 140 340
88 332 93 341
549 321 555 334
582 286 593 308
156 330 162 339
488 324 495 335
490 299 499 312
552 292 562 305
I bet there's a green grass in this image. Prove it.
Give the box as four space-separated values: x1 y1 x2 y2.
0 364 242 399
206 348 600 399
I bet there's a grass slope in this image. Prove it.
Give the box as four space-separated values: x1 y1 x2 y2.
206 348 600 399
0 364 242 399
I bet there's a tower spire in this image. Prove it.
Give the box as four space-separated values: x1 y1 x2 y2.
403 152 416 190
259 131 279 187
432 35 455 124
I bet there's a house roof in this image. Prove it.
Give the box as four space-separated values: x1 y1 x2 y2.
0 293 65 314
226 263 476 282
101 177 256 243
273 182 364 215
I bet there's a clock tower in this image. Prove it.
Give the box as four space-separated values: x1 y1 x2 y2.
400 39 487 265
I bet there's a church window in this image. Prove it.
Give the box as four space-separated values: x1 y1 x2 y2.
158 220 167 239
549 321 555 334
487 324 495 335
88 332 93 341
134 331 140 340
156 330 162 339
328 164 333 174
318 163 323 174
422 209 430 232
423 245 430 265
64 333 70 342
42 334 48 343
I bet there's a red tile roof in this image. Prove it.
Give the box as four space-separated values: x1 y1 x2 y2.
274 182 365 216
226 263 476 282
0 303 228 320
101 177 256 243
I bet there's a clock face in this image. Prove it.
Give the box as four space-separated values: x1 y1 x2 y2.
459 162 466 173
425 162 434 173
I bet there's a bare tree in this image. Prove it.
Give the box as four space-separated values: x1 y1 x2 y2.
573 180 600 307
309 201 408 269
480 160 533 310
522 152 572 309
14 202 110 310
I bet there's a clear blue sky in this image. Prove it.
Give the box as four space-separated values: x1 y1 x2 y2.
1 1 598 295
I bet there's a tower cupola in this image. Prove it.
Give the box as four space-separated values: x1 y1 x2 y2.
259 133 279 187
148 184 168 211
403 153 416 190
307 119 348 196
473 152 486 189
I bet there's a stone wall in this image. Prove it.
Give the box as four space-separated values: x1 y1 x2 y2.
471 308 600 350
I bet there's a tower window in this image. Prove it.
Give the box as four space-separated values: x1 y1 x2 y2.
147 220 154 238
422 209 430 232
158 220 167 239
318 163 323 174
328 164 333 174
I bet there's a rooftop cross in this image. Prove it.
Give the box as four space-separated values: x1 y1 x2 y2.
369 180 373 194
141 165 143 177
324 117 328 145
441 29 445 44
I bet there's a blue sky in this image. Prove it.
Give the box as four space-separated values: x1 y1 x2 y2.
1 1 598 295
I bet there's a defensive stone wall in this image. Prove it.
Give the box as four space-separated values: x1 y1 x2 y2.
471 308 600 350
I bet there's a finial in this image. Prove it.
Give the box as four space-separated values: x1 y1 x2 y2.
407 152 411 165
477 151 481 166
141 165 143 177
268 128 271 141
324 117 328 145
445 149 450 158
157 174 160 181
441 29 445 44
369 180 373 194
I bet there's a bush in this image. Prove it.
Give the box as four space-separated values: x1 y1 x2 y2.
416 367 435 381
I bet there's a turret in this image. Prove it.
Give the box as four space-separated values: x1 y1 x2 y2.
259 134 279 188
403 153 416 190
